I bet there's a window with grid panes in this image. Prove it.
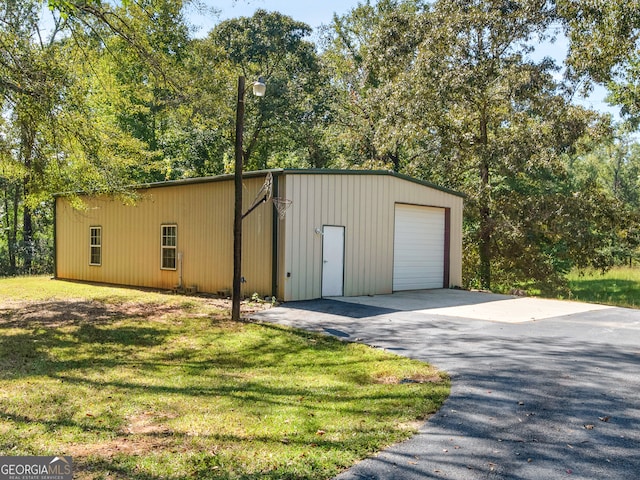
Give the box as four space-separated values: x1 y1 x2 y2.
90 227 101 266
161 225 177 269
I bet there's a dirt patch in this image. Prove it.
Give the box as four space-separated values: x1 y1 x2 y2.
0 300 124 328
122 411 177 435
66 412 182 475
0 299 175 328
66 438 187 480
65 410 217 479
66 434 174 459
0 296 270 329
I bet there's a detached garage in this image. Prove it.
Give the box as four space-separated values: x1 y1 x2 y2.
55 169 464 301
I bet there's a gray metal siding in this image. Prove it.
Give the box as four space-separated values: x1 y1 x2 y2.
282 173 463 301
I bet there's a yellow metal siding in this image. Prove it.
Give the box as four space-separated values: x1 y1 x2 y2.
282 173 463 301
56 176 273 296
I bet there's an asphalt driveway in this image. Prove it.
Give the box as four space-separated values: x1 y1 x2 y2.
252 290 640 480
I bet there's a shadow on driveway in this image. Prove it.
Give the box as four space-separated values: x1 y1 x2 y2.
252 291 640 480
284 298 397 319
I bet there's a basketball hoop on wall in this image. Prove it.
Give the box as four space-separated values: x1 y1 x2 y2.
241 171 292 220
242 172 273 220
272 197 292 219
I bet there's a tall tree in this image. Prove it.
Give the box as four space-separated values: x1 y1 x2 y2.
558 0 640 125
570 127 640 265
320 0 426 169
418 0 559 289
324 0 617 291
0 0 151 274
208 10 329 170
74 0 194 182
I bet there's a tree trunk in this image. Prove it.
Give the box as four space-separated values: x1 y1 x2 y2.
478 160 491 290
20 121 35 273
478 108 492 290
2 184 18 274
23 202 33 273
243 115 264 169
388 149 400 172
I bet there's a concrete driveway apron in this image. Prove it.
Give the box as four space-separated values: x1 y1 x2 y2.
252 290 640 480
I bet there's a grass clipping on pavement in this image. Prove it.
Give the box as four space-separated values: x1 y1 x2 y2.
0 277 450 479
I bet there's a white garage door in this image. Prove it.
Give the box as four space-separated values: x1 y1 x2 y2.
393 204 445 290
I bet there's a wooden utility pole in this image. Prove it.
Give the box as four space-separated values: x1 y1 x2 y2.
232 76 245 322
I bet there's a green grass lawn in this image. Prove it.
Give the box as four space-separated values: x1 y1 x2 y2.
566 266 640 308
0 277 449 479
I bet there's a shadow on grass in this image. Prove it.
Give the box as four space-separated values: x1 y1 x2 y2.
77 434 366 480
0 315 375 384
0 300 447 480
0 304 171 380
568 278 640 307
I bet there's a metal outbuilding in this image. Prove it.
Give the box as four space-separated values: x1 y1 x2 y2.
55 169 464 301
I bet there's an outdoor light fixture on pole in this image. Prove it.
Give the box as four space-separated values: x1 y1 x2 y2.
232 76 266 322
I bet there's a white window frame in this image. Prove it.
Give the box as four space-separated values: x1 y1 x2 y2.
161 224 177 270
89 226 102 266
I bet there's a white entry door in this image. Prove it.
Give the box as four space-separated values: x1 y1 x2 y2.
322 226 345 297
